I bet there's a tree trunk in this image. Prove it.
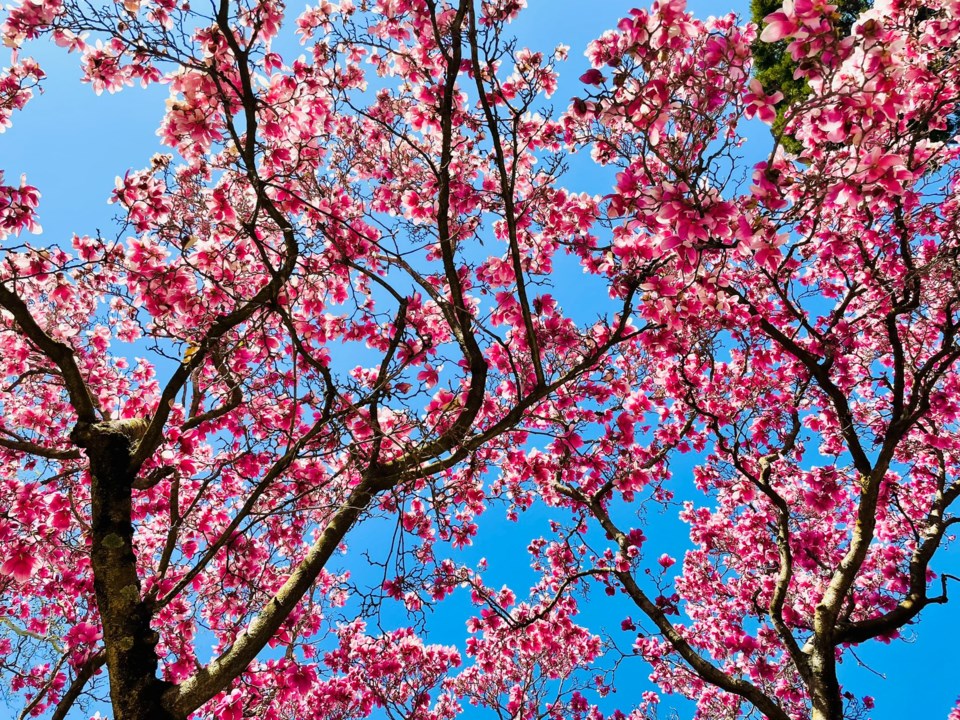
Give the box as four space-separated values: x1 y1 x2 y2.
808 646 844 720
72 422 179 720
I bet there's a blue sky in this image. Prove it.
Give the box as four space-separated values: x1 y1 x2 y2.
3 1 959 719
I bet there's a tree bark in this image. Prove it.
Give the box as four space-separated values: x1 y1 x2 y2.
807 642 844 720
71 421 179 720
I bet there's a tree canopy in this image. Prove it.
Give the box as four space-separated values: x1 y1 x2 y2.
1 1 960 719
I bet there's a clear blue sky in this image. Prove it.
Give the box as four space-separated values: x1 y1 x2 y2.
3 1 959 718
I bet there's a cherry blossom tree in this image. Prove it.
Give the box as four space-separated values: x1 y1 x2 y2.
0 0 959 720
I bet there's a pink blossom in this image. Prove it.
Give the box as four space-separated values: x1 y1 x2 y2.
1 547 37 582
579 68 605 86
760 1 799 42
